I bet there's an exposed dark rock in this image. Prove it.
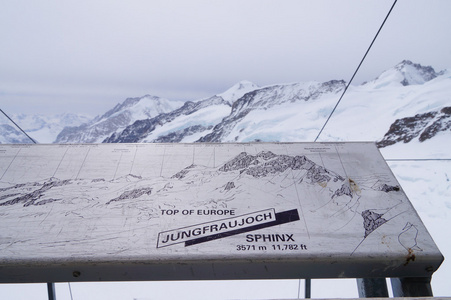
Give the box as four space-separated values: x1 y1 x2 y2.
154 125 213 143
396 60 440 86
377 106 451 148
419 108 451 142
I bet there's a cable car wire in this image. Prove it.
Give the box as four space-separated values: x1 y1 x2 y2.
314 0 398 142
0 108 37 144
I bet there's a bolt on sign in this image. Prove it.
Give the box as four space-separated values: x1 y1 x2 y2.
0 143 443 282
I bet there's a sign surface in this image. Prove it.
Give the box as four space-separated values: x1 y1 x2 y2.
0 143 443 282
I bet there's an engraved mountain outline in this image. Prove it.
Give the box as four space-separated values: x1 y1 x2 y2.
0 150 404 249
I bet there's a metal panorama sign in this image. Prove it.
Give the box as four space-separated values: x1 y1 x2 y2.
0 143 443 282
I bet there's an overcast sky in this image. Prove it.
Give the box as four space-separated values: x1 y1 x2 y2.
1 0 451 116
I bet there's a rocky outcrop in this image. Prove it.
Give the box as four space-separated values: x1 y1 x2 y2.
377 106 451 148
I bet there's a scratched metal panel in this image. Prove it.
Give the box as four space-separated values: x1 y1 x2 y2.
0 143 443 282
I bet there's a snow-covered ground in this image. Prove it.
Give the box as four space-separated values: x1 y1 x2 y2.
388 160 450 297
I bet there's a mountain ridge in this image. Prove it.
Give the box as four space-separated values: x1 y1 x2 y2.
104 95 230 143
364 60 444 88
198 80 346 142
1 60 449 152
54 95 182 144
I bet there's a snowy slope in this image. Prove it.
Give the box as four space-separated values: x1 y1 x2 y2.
194 60 449 146
103 81 261 143
319 69 450 156
388 160 450 296
54 95 183 143
105 96 231 143
364 60 442 88
144 100 230 143
217 80 260 105
0 124 32 144
197 61 450 145
0 113 92 144
198 80 346 142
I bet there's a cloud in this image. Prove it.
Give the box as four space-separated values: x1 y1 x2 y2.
1 0 450 115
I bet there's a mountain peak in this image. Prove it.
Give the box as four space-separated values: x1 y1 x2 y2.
218 80 260 105
54 94 181 143
367 60 441 88
394 60 440 85
236 80 258 89
102 94 181 121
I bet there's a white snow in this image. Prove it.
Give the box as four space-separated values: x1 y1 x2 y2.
55 95 183 143
387 160 451 295
141 103 231 142
0 124 31 144
0 113 92 143
380 132 451 159
217 80 259 105
221 89 340 142
365 60 442 88
93 96 183 127
318 71 451 143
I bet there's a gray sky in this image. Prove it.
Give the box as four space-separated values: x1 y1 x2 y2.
1 0 451 115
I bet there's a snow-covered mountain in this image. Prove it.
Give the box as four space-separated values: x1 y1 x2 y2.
99 60 447 148
2 60 449 151
104 81 261 143
0 113 91 144
103 79 346 144
54 95 183 143
217 80 260 105
0 124 31 144
198 80 346 142
319 62 450 158
104 95 231 143
364 59 443 88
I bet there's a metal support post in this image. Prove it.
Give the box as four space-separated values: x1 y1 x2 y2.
47 282 56 300
390 277 433 297
305 278 311 298
356 278 389 297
